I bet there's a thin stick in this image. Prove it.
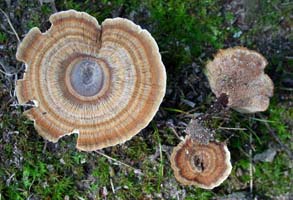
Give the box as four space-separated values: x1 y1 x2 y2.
0 61 15 76
12 73 17 97
95 151 141 173
0 60 17 99
51 1 58 13
249 132 253 198
218 127 247 131
279 87 293 91
0 68 14 76
169 126 183 141
0 8 20 43
42 140 48 154
158 134 164 177
110 178 115 194
153 123 164 179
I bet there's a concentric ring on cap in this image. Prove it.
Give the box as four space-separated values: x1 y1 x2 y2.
16 10 166 151
170 136 232 189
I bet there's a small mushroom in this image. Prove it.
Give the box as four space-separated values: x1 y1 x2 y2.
16 10 166 151
170 136 232 189
206 47 274 113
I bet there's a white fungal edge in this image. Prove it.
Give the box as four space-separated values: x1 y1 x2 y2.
205 143 233 189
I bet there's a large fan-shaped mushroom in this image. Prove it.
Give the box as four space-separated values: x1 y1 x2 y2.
16 10 166 151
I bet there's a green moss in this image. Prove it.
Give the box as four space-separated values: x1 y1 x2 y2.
0 32 8 44
185 190 214 200
27 14 40 29
92 157 110 186
40 4 53 15
0 0 291 199
124 137 150 161
22 162 47 189
265 104 292 142
254 153 292 196
223 99 292 196
146 0 229 73
43 177 75 200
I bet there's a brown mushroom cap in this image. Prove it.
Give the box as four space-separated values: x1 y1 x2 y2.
16 10 166 151
206 47 274 113
170 136 232 189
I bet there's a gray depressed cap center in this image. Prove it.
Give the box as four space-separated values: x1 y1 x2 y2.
70 59 104 97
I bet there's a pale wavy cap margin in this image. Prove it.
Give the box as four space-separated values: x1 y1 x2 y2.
170 136 232 189
15 10 102 145
16 10 100 63
205 46 274 113
15 10 166 151
78 17 167 151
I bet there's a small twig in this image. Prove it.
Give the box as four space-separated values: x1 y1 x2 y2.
0 60 18 100
279 87 293 91
224 132 235 143
153 122 164 180
95 151 141 173
0 8 20 43
0 61 15 76
42 140 48 154
250 117 275 123
0 23 15 35
28 178 35 195
12 73 18 98
169 126 183 141
239 147 250 158
51 1 58 13
5 173 15 185
249 132 253 198
280 2 293 7
218 127 247 131
110 178 115 194
27 194 34 200
0 68 14 76
158 133 164 177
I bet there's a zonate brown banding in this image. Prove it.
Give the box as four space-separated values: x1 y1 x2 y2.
16 10 166 151
170 136 232 189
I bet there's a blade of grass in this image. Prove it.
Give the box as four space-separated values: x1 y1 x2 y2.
162 107 188 114
152 122 164 192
